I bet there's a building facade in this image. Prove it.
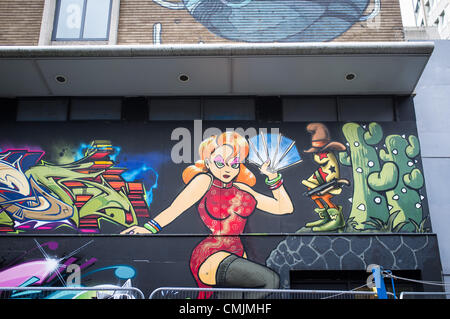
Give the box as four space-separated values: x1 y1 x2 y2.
1 0 407 46
0 0 447 299
410 39 450 291
412 0 450 38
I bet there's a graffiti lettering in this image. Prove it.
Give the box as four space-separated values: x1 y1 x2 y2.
0 141 154 234
66 264 81 286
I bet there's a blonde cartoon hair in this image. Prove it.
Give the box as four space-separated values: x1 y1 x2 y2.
182 131 256 186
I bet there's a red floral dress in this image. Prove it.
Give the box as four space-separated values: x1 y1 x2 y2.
189 177 257 299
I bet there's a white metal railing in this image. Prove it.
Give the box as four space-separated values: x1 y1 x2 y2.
0 286 145 299
148 287 387 299
399 291 450 299
0 286 401 300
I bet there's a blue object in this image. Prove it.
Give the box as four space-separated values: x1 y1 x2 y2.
384 269 397 299
372 266 388 299
248 132 302 172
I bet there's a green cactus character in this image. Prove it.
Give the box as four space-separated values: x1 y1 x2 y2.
339 123 391 231
379 135 424 231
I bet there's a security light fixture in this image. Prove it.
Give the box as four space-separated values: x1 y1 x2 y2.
179 74 189 82
345 73 356 81
55 75 68 84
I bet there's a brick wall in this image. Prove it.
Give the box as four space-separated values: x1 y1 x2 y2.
335 0 405 42
117 0 405 45
0 0 45 46
117 0 229 44
0 0 404 46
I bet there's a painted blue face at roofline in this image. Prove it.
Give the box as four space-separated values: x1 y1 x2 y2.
181 0 372 42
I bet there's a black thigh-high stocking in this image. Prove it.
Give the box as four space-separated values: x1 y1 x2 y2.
214 254 280 299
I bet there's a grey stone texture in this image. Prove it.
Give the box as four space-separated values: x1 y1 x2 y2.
266 234 442 289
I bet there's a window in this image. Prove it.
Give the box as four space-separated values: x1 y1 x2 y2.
437 10 446 31
256 97 283 122
439 10 446 25
149 98 202 121
148 98 255 121
282 97 338 122
53 0 112 41
338 97 395 121
17 99 69 122
70 98 121 120
203 98 255 120
414 1 420 14
282 97 396 122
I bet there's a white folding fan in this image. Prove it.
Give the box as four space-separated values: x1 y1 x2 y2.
247 132 302 173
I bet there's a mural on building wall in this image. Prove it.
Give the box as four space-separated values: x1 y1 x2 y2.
0 239 140 299
152 0 381 43
0 234 442 298
297 123 349 233
0 122 429 235
0 141 159 234
0 120 432 298
338 123 427 233
122 131 298 298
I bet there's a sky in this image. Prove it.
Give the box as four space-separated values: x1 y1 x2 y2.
399 0 417 26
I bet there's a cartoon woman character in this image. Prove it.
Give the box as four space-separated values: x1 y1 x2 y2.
121 131 293 298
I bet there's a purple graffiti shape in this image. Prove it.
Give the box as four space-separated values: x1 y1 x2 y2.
0 259 59 287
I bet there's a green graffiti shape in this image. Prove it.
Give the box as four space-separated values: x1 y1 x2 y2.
403 168 424 190
367 162 399 192
26 160 138 229
339 122 390 231
363 122 384 145
379 134 424 231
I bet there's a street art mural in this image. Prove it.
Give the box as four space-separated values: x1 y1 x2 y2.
297 123 349 233
0 140 163 234
122 131 298 298
338 123 427 232
151 0 382 43
0 120 431 299
0 239 140 299
0 122 430 235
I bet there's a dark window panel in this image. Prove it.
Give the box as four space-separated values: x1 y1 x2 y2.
149 98 202 121
394 96 417 121
70 98 121 120
17 98 68 122
256 96 282 122
203 98 255 120
338 97 395 121
0 98 17 122
122 97 149 121
282 97 337 122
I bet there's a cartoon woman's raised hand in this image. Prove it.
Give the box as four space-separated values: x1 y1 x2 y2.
259 160 278 180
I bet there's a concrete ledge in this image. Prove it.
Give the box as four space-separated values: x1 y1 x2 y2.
0 42 435 58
